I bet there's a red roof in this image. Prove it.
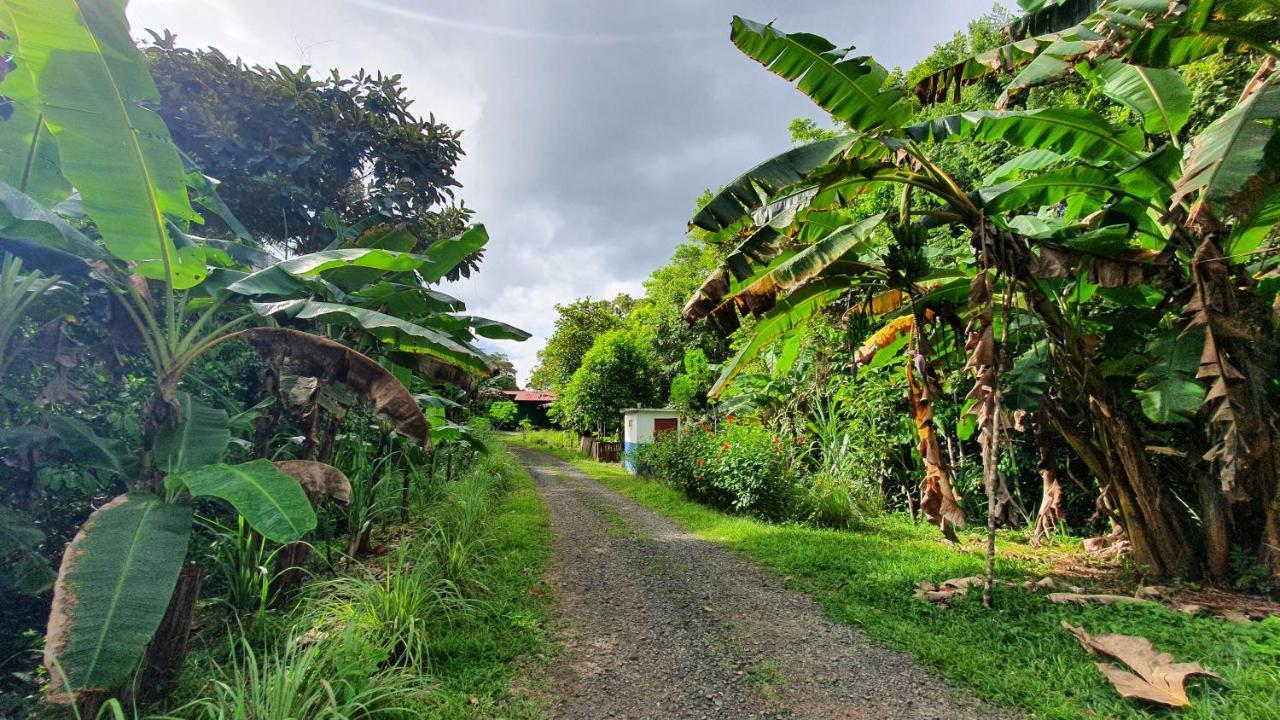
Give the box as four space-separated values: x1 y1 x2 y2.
501 390 556 403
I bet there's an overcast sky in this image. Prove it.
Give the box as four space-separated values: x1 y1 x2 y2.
130 0 997 385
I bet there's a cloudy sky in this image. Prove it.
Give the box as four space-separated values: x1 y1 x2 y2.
131 0 997 385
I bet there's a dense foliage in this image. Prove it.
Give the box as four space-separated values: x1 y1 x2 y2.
144 33 473 259
679 0 1280 592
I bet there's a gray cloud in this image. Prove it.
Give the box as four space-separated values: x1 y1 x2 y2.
132 0 998 384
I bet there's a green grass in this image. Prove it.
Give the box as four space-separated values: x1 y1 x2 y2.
410 455 556 719
166 443 556 720
505 435 1280 720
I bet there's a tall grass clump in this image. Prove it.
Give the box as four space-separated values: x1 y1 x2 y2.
168 634 426 720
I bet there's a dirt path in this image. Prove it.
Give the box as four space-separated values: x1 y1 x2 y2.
511 446 1012 720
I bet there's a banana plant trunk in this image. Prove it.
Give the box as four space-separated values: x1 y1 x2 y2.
978 219 1197 578
135 565 204 702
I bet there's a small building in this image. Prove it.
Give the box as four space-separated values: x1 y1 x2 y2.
621 408 680 473
491 390 556 427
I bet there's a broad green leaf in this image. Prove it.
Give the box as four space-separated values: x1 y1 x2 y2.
728 213 884 314
710 278 850 398
691 135 860 232
45 493 192 695
0 180 96 258
1135 329 1206 424
273 248 431 278
1003 38 1091 97
254 299 493 376
467 316 532 341
1172 77 1280 226
1 0 199 285
982 149 1064 186
981 166 1121 213
224 265 307 297
1080 60 1191 136
0 28 68 204
352 282 465 314
905 108 1145 165
419 224 489 283
730 17 912 132
153 392 230 473
48 416 133 479
169 460 316 543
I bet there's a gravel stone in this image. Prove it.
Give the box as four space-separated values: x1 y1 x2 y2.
512 446 1015 720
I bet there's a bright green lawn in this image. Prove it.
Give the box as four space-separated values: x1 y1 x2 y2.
505 435 1280 720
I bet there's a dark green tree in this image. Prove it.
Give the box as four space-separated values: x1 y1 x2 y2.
554 330 659 435
529 295 633 390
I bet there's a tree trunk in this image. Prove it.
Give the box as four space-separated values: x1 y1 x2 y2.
977 218 1198 577
906 352 964 542
135 565 204 702
271 542 311 606
1031 411 1065 545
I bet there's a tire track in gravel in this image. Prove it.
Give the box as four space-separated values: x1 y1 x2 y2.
510 445 1013 720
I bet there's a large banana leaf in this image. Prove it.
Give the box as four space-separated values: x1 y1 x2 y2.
1135 328 1206 424
419 224 490 283
468 316 532 341
45 493 192 697
0 181 102 258
254 299 493 376
166 460 316 543
49 416 133 479
720 213 884 319
905 108 1145 165
1080 59 1192 136
709 278 851 398
730 17 911 132
1171 77 1280 230
1 0 200 285
981 166 1122 213
153 392 230 473
691 135 859 232
0 25 68 204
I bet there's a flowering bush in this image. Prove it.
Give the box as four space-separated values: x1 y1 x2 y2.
638 422 794 519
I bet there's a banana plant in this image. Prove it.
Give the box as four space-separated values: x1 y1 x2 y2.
686 2 1280 580
0 0 508 705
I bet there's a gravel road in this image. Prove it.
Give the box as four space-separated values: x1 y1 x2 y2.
510 445 1013 720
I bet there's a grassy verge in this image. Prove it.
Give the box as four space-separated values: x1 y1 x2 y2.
414 453 555 718
165 442 555 719
505 435 1280 720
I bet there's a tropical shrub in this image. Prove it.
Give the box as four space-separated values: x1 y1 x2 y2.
644 422 795 518
487 400 518 429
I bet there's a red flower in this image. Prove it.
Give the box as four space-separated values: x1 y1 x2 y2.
726 414 735 424
722 442 730 450
703 424 712 432
771 436 779 443
696 458 704 467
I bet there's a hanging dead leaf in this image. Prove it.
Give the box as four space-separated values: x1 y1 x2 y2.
1062 622 1219 707
395 353 477 393
274 461 353 505
239 328 430 448
281 375 319 408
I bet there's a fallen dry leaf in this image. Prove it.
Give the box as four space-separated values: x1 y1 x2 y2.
1047 593 1154 607
1062 622 1219 707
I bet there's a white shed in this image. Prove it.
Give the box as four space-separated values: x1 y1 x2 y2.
621 408 681 473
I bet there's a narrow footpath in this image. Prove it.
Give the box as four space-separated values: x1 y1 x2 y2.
510 446 1013 720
